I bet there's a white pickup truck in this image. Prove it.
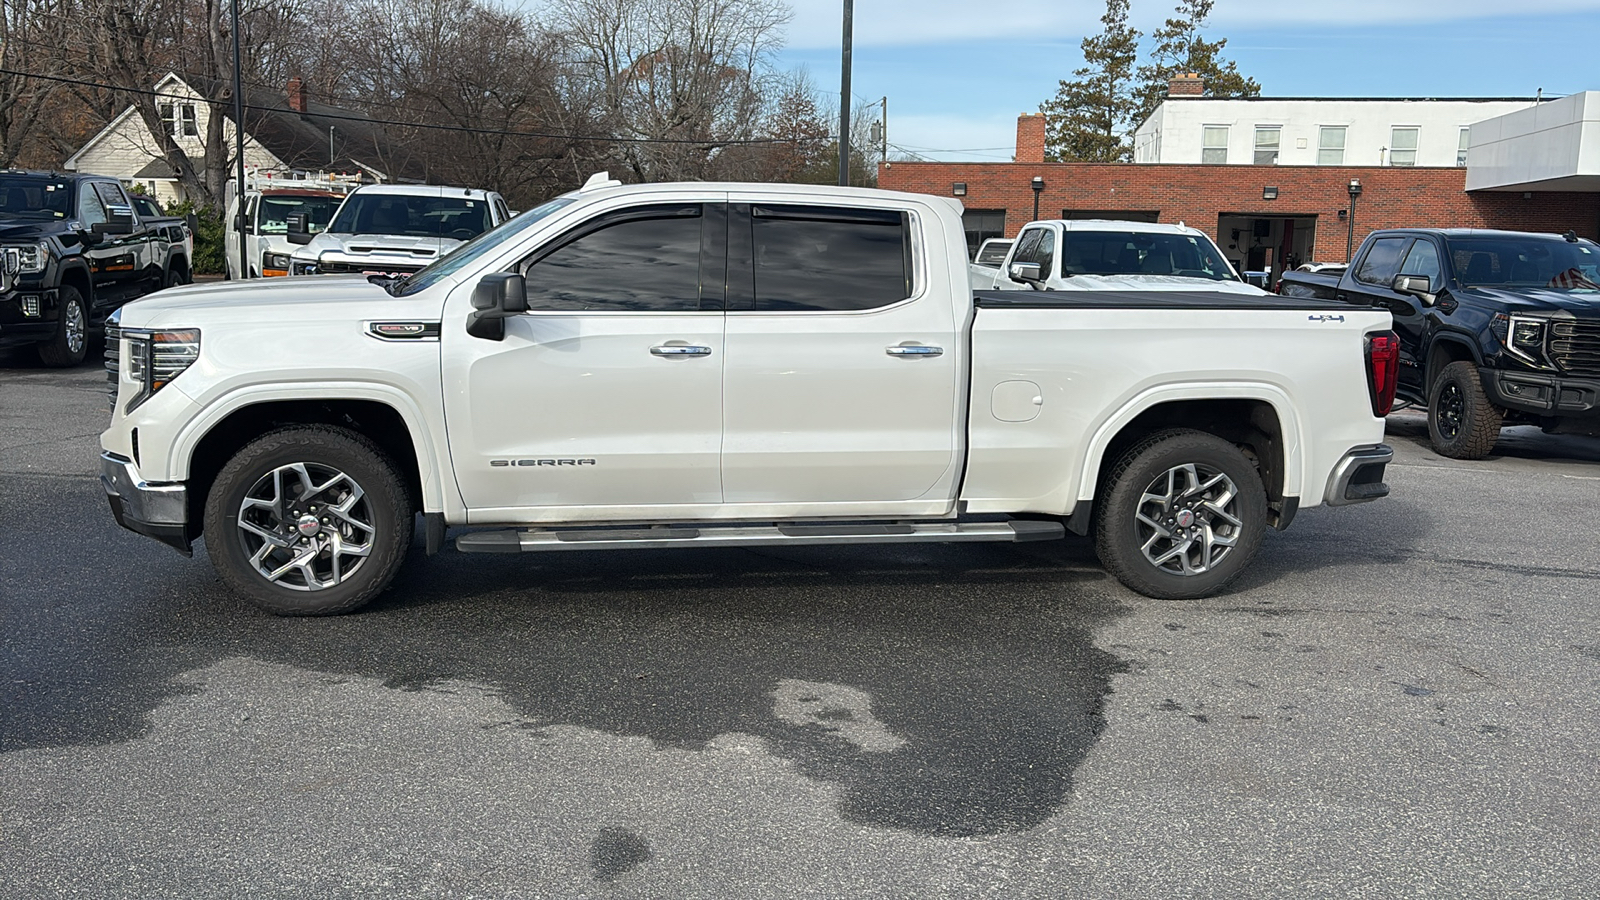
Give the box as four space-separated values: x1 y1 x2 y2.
287 184 512 277
101 175 1399 615
972 219 1271 296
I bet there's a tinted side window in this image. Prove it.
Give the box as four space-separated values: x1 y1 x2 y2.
76 183 107 227
1012 228 1044 266
1398 239 1442 286
1032 229 1056 278
524 209 703 311
1354 237 1412 286
751 205 910 311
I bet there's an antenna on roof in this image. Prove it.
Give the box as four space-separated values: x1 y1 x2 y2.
581 171 622 192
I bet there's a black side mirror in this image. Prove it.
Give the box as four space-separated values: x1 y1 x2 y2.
92 206 135 238
285 212 312 245
1392 273 1437 307
467 273 528 341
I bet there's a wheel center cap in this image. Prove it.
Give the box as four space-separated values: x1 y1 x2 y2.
1175 510 1196 528
295 514 321 537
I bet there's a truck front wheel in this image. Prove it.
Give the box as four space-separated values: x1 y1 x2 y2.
203 426 413 615
37 286 88 367
1094 429 1268 600
1427 361 1502 460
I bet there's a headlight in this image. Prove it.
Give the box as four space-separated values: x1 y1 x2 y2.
292 261 318 276
2 241 48 275
122 327 201 412
1490 313 1550 366
263 252 292 273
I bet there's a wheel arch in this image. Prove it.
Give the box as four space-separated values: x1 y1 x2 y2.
1425 332 1482 390
57 260 93 308
1076 385 1302 530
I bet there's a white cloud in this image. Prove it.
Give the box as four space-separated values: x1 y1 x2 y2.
783 0 1600 49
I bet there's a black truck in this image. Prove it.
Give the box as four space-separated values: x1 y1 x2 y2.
0 170 191 367
1279 228 1600 458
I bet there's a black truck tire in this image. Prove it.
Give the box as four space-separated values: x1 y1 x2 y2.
1094 429 1268 600
37 285 88 367
1427 361 1502 460
203 425 414 616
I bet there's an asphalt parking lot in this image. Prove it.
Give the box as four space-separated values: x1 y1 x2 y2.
3 350 1598 899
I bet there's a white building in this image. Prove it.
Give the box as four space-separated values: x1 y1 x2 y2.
1134 75 1536 169
1466 90 1600 192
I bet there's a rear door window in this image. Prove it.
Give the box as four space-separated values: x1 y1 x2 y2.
749 205 911 311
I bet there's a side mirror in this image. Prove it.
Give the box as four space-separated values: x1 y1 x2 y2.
1392 273 1437 307
92 206 135 238
467 273 528 341
1008 261 1044 289
285 212 313 245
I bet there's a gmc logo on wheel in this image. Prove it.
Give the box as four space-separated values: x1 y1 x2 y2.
490 458 598 467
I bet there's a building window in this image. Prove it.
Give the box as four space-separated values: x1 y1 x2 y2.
1457 127 1470 167
961 209 1006 261
1390 127 1419 167
1253 126 1281 166
1202 126 1228 164
160 102 198 138
1318 126 1346 165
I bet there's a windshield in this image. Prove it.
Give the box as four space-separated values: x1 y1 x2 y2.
258 194 341 235
396 197 575 296
328 192 492 239
1447 236 1600 291
1060 230 1238 281
0 175 73 220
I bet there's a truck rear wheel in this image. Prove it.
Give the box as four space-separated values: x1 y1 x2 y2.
203 426 413 616
37 286 88 367
1427 361 1502 460
1094 429 1267 600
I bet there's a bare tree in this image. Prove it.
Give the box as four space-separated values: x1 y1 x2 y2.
0 1 78 166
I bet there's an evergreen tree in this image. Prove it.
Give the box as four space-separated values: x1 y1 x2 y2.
1040 0 1141 162
1134 0 1260 126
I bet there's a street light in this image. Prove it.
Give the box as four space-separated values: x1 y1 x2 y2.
1031 176 1044 221
1346 178 1363 262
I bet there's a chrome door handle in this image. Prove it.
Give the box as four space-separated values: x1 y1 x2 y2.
650 344 713 357
886 343 943 357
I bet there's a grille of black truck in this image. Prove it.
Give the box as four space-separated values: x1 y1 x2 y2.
1550 321 1600 378
104 323 120 408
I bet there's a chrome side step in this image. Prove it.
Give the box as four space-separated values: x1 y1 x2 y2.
455 520 1064 554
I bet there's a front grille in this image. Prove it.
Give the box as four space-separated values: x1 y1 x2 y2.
1550 320 1600 378
316 261 424 275
104 323 121 408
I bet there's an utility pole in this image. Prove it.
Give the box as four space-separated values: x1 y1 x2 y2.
838 0 853 186
880 96 888 167
231 0 248 278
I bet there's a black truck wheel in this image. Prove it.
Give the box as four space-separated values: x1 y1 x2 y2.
1427 361 1502 460
36 286 88 367
1094 429 1267 600
203 426 413 616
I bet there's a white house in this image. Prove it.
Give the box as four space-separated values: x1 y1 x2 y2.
1134 74 1536 169
65 73 407 206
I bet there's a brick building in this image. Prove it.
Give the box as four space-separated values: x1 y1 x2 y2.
878 99 1600 278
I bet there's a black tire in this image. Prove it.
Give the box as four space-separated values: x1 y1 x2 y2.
1094 429 1268 600
164 269 185 290
37 285 88 367
203 425 413 616
1427 361 1502 460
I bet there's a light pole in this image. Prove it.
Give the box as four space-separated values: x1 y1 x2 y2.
838 0 853 187
1345 178 1362 262
1031 176 1044 221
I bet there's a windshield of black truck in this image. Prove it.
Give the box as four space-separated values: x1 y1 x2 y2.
328 194 492 239
258 194 340 235
0 175 73 219
1059 231 1238 281
1448 236 1600 291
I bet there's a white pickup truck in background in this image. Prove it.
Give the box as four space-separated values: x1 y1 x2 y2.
287 184 511 277
972 219 1272 296
101 175 1398 615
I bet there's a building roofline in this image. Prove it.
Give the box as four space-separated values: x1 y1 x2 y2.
1162 95 1544 103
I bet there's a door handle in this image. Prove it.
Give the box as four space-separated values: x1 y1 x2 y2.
650 343 713 358
886 343 943 357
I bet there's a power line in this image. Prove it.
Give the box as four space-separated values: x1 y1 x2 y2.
0 67 800 147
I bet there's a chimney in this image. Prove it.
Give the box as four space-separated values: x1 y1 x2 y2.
1015 113 1047 164
286 77 306 113
1167 73 1204 97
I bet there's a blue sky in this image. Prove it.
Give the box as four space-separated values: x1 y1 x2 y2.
773 0 1600 161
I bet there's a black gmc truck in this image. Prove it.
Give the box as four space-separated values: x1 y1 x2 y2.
1280 228 1600 458
0 170 191 367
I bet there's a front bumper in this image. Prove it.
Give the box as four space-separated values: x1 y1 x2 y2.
1479 367 1600 419
101 452 191 555
1323 444 1393 507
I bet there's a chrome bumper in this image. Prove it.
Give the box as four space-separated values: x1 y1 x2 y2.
1323 444 1394 507
101 451 192 555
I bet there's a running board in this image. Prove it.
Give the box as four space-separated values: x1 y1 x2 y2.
455 520 1064 554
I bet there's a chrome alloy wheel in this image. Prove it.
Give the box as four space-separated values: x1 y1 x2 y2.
235 463 375 591
64 300 85 355
1134 463 1244 576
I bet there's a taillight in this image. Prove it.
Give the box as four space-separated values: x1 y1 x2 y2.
1365 330 1400 417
